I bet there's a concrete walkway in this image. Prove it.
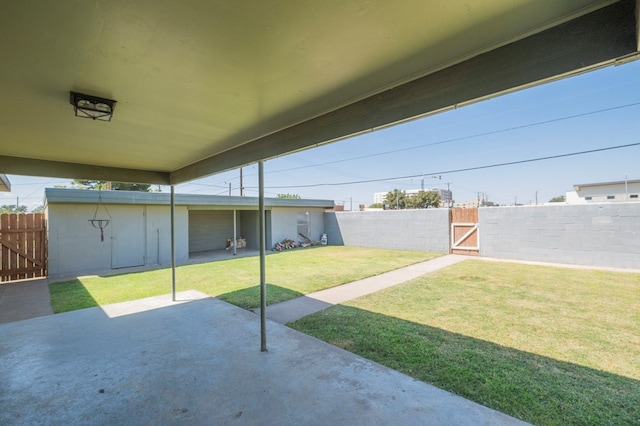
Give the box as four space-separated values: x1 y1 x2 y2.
261 254 469 324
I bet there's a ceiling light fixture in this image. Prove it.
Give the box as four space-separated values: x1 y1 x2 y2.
70 91 117 121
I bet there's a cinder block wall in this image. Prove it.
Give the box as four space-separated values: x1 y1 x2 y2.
324 210 450 252
479 203 640 269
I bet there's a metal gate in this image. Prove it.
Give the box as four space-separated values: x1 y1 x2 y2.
450 208 479 255
0 213 47 282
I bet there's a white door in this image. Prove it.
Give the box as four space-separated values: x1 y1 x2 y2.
111 206 145 269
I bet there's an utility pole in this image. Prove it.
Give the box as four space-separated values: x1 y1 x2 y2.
228 182 231 196
239 167 243 196
535 191 538 205
625 174 629 201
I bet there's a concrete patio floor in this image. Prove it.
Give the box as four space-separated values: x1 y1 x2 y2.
1 290 527 425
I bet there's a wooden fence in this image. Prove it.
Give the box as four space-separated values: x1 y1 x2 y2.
0 213 47 282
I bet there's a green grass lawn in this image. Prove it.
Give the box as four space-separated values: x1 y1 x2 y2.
49 246 440 313
290 260 640 425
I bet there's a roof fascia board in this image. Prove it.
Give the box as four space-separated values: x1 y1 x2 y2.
0 156 170 185
44 188 334 208
171 0 639 184
574 178 640 189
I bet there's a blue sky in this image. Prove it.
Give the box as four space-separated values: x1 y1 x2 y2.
3 60 640 210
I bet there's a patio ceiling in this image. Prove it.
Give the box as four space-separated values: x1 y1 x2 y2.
0 0 638 185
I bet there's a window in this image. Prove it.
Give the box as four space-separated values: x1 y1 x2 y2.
585 196 592 200
631 194 638 199
607 195 615 200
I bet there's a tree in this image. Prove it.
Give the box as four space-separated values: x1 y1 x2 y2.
0 205 27 214
384 189 407 209
548 195 566 203
72 180 150 192
385 189 440 209
369 203 384 208
407 190 441 209
276 193 301 199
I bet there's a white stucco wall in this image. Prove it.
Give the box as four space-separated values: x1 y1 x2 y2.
47 204 188 278
47 204 112 278
146 205 188 265
270 207 325 248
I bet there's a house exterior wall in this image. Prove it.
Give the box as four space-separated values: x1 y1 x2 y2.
146 205 188 265
47 204 112 277
479 203 640 269
239 210 259 249
188 210 234 253
271 207 325 248
324 209 450 252
47 204 188 278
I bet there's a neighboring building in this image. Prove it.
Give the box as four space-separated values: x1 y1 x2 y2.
565 179 640 204
373 188 453 206
45 188 333 278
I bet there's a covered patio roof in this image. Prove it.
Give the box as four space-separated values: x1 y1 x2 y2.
1 0 638 185
0 174 10 192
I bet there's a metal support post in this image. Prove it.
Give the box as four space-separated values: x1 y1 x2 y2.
259 161 267 352
171 185 176 301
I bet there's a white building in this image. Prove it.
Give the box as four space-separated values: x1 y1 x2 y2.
373 188 452 206
45 188 333 278
565 179 640 204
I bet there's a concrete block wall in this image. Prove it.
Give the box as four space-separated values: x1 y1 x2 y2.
479 203 640 269
324 209 450 253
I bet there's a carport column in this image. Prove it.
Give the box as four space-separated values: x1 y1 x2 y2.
171 185 176 302
259 160 267 352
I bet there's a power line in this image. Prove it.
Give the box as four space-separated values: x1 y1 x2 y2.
265 101 640 175
254 142 640 189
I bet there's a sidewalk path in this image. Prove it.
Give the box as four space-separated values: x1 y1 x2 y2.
262 254 469 324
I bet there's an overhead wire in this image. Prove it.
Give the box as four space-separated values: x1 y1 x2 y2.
253 142 640 189
264 101 640 175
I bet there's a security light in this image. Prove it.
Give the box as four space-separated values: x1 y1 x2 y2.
70 91 116 121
